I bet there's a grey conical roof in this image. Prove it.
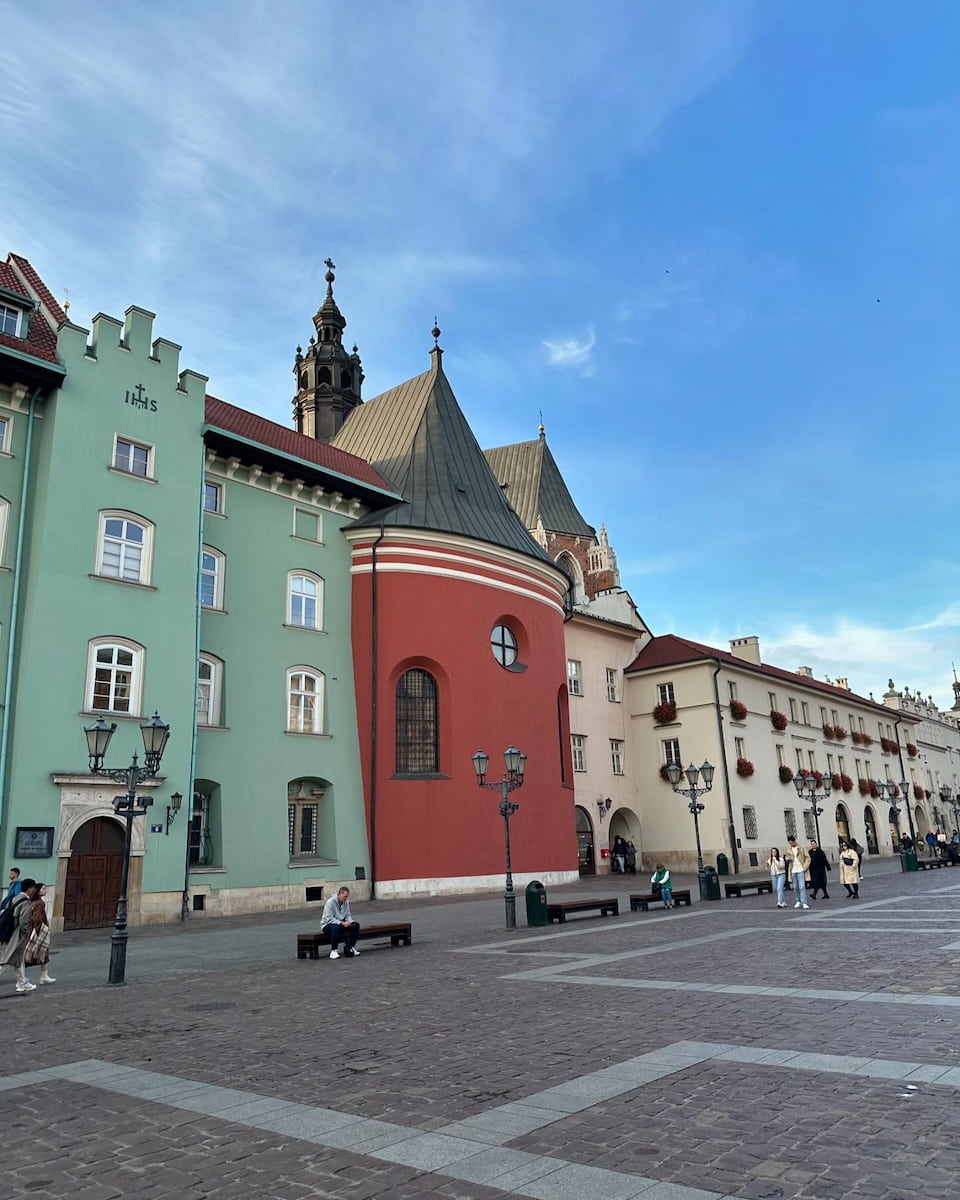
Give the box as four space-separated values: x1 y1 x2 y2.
484 435 595 538
331 350 557 564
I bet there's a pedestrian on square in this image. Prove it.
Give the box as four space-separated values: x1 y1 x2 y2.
839 841 860 898
1 867 21 910
926 830 937 857
23 884 55 985
849 837 866 877
785 837 810 909
768 847 787 907
624 842 637 874
651 863 673 908
808 840 831 899
612 836 627 874
0 877 41 992
321 886 360 959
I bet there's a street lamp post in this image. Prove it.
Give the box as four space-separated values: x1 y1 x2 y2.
792 772 832 844
84 712 171 986
473 746 526 929
939 785 957 836
897 779 918 846
665 760 715 900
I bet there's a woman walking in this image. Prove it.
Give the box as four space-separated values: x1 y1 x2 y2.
839 840 861 898
768 847 787 907
808 840 831 899
23 884 55 984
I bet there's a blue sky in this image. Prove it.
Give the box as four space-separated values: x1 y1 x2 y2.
2 0 958 704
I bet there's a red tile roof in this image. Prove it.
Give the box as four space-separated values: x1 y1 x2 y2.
0 256 61 367
204 395 394 493
626 633 914 719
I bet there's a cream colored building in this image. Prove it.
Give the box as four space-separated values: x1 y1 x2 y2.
880 680 960 839
624 634 924 873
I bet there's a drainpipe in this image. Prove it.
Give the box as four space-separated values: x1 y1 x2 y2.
368 524 387 900
181 441 206 919
711 659 739 874
0 386 42 831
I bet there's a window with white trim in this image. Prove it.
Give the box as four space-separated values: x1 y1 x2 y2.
0 305 22 337
838 755 846 774
289 799 318 856
802 810 816 839
287 668 323 733
113 437 152 478
200 547 224 609
820 706 828 725
571 734 586 772
197 654 222 726
784 809 797 839
735 737 745 760
776 744 785 767
97 512 153 584
801 701 809 724
795 748 804 771
658 682 675 705
204 482 222 513
663 738 681 767
742 806 758 840
768 692 778 710
86 638 143 715
807 750 816 771
827 754 835 773
567 660 582 696
288 571 323 630
855 758 863 781
610 739 624 775
728 680 738 700
0 416 9 453
0 497 9 564
789 698 798 722
606 668 619 703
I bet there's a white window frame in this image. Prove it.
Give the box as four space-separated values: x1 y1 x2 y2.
610 739 624 776
96 511 154 585
197 654 223 726
658 681 676 705
776 744 785 767
85 637 144 716
808 750 816 771
735 737 745 760
288 570 323 630
801 701 809 724
795 748 804 771
112 435 154 479
204 481 223 515
0 414 10 454
289 799 320 857
663 738 681 767
567 660 583 697
768 692 777 710
606 668 619 703
287 667 324 734
789 698 798 722
571 734 586 772
0 304 23 337
0 497 9 565
200 546 225 610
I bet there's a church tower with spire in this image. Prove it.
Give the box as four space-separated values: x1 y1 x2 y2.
292 259 364 441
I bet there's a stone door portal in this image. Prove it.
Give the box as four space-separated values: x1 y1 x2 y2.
62 817 124 929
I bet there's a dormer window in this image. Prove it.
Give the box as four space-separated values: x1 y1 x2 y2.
0 304 23 337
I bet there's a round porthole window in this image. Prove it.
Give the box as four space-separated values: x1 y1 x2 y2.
490 624 518 668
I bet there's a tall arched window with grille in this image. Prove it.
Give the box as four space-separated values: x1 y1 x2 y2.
395 668 439 774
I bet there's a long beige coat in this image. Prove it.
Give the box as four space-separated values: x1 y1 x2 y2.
838 849 861 886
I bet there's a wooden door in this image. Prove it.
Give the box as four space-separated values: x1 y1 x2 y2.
63 818 124 929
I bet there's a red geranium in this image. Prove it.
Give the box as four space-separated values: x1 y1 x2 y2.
729 700 748 721
653 701 677 725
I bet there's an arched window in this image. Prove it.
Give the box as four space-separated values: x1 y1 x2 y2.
395 668 438 773
287 668 324 733
197 654 223 726
200 546 225 609
340 370 352 389
319 365 332 383
288 571 323 630
97 511 154 585
556 550 585 605
85 637 144 715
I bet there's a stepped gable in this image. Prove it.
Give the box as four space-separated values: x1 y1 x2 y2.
205 395 392 493
625 633 894 714
331 342 556 564
484 432 595 538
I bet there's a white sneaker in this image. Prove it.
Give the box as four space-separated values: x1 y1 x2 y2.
801 904 810 909
349 947 360 956
15 980 36 993
777 902 785 908
794 902 801 908
329 950 340 960
39 974 56 984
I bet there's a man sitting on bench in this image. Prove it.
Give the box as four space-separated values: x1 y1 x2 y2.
321 886 360 959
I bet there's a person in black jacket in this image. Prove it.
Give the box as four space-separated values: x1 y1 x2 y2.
808 840 831 899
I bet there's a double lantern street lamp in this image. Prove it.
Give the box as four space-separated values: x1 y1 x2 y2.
940 785 959 836
473 746 526 930
877 778 919 848
792 772 832 844
665 760 715 901
84 712 172 986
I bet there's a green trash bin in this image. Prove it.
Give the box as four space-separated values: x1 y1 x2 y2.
699 866 721 902
716 853 729 876
900 849 919 872
525 880 548 926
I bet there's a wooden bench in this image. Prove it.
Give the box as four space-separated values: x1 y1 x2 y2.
545 898 619 924
297 922 412 959
630 889 692 912
724 880 774 898
916 859 949 870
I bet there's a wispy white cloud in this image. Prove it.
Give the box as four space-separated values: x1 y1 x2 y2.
542 328 596 375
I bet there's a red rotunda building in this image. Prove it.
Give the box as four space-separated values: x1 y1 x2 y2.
294 282 579 896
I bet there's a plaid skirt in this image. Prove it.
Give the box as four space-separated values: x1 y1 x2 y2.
23 924 50 966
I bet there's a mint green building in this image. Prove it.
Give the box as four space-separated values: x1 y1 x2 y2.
0 254 396 930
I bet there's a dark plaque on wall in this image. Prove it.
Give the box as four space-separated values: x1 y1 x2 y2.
15 827 54 858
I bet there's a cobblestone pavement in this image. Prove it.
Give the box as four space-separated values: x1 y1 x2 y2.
2 860 959 1198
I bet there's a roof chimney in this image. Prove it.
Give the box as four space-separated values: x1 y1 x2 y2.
729 636 761 666
797 666 813 678
835 677 850 691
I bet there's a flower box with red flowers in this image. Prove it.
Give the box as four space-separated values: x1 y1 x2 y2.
841 774 854 793
860 734 873 747
778 765 794 784
880 737 899 755
907 744 918 758
858 778 871 796
851 731 864 745
823 725 835 739
736 757 755 778
831 773 843 790
729 700 748 722
659 764 673 782
770 710 788 732
913 784 924 800
833 726 848 740
653 700 677 725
